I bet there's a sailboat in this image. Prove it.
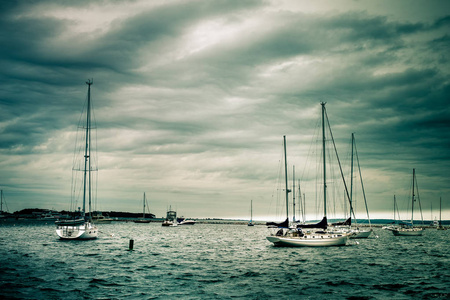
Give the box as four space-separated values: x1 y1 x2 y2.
134 192 152 223
334 133 372 238
266 105 350 247
437 197 447 230
56 80 98 240
383 195 401 231
391 169 424 236
248 200 254 226
0 190 9 219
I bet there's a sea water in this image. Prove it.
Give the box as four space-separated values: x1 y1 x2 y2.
0 221 449 299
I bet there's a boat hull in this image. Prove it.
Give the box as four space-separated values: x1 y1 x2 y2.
179 220 196 225
392 228 423 236
162 221 177 227
134 219 151 223
350 229 372 239
56 222 98 240
93 219 112 224
266 234 349 247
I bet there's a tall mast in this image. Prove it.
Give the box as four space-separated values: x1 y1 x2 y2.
143 192 146 218
83 79 93 218
394 195 396 222
412 168 415 225
293 166 296 222
303 191 306 223
251 200 253 222
439 197 442 226
350 133 354 217
321 102 327 217
283 135 289 221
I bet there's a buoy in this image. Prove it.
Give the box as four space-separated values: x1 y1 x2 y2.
129 239 134 251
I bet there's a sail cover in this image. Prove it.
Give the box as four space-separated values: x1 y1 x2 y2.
296 217 328 229
266 218 289 228
331 217 351 226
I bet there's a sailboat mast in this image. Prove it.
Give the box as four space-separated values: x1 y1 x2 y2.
1 190 2 212
283 135 289 221
412 168 415 226
321 102 327 217
143 192 146 218
350 133 354 217
83 79 93 217
439 197 442 226
293 166 296 222
394 195 396 222
251 200 253 222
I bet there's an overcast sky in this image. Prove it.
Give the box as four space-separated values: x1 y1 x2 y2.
1 0 449 221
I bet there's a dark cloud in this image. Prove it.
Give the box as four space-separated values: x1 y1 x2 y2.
0 0 449 219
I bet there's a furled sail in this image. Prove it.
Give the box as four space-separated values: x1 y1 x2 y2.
296 216 328 229
332 217 351 226
266 218 289 228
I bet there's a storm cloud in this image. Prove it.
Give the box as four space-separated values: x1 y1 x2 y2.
1 0 449 220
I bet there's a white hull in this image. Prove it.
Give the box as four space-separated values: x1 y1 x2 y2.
392 228 423 236
162 220 177 227
266 233 349 247
179 220 196 225
93 218 112 224
56 222 98 240
351 229 372 239
332 226 373 239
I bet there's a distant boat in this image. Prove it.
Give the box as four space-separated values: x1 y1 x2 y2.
391 169 424 236
162 206 178 227
437 197 447 230
383 195 400 231
333 133 372 239
56 80 98 240
92 211 113 224
177 217 196 225
134 192 151 223
248 200 254 226
0 190 9 219
266 107 351 247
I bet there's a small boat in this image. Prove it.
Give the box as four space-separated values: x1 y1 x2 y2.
266 114 351 247
177 217 196 225
392 169 424 236
383 195 401 231
248 200 254 226
92 211 113 224
56 80 98 240
134 192 152 223
437 197 447 230
0 190 7 219
0 190 6 219
162 220 178 227
162 206 178 227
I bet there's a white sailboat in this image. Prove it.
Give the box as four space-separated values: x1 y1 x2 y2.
392 169 424 236
0 190 9 219
266 104 350 247
335 133 373 238
383 195 401 231
56 80 98 240
248 200 254 226
134 192 152 223
437 197 447 230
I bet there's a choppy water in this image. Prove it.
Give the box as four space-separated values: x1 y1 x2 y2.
0 221 449 299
